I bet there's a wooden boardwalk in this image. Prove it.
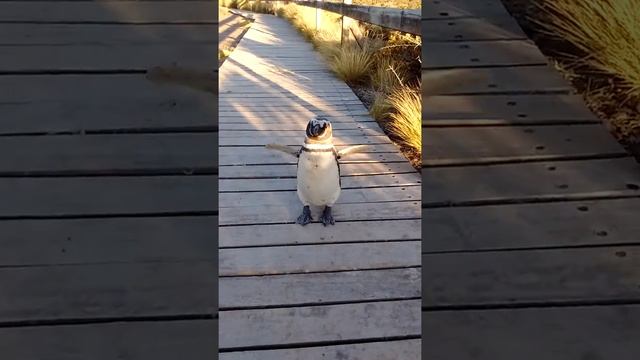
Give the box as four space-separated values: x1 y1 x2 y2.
0 1 217 358
423 0 640 358
218 13 421 359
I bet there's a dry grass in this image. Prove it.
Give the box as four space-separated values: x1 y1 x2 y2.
534 0 640 100
353 0 420 9
329 43 375 85
384 87 422 152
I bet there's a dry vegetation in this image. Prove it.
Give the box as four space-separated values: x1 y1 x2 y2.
502 0 640 156
223 1 422 168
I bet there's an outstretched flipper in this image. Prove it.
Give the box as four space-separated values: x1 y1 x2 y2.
266 143 300 158
336 145 367 159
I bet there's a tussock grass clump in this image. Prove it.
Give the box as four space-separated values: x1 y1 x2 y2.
535 0 640 100
385 87 422 152
371 57 406 93
329 43 374 85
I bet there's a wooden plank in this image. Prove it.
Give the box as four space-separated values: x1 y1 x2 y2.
0 75 216 134
424 305 640 360
219 129 386 138
219 122 380 131
423 40 547 68
423 0 511 19
423 246 640 307
220 339 420 360
425 124 625 165
422 66 571 94
220 268 421 308
0 1 217 23
0 320 217 360
219 162 416 178
0 73 215 101
219 186 420 207
0 134 216 175
220 135 392 146
220 173 420 193
423 94 598 122
0 216 216 265
423 158 640 204
0 176 217 217
0 44 215 71
220 241 420 276
0 262 215 322
422 17 526 41
219 115 373 124
219 219 421 247
422 198 640 253
219 147 408 165
0 23 216 45
220 201 421 225
219 300 420 349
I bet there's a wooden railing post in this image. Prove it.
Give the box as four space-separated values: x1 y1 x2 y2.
340 0 352 46
315 0 322 31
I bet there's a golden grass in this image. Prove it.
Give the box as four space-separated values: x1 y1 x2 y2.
329 43 375 84
352 0 420 9
385 87 421 151
534 0 640 100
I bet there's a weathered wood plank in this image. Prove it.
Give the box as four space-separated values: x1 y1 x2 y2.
0 75 215 134
423 40 547 68
220 268 421 308
423 94 598 122
219 122 381 131
219 114 373 124
219 128 386 137
424 305 640 360
0 44 215 71
422 66 571 94
219 162 415 178
220 201 420 225
220 241 420 276
0 176 217 217
220 219 421 247
423 0 511 19
220 147 408 165
0 320 217 360
220 134 391 146
219 186 420 207
422 198 640 252
220 173 419 193
0 1 217 23
219 300 420 349
423 158 640 204
0 216 216 266
0 262 215 322
0 134 216 174
0 23 216 45
423 246 640 307
422 17 526 41
425 124 625 165
220 339 420 360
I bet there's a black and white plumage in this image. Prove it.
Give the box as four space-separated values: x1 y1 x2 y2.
265 116 367 226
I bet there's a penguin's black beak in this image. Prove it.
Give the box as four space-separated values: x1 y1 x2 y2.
306 121 329 138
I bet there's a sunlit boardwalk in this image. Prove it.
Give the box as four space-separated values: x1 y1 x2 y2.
422 0 640 358
0 1 216 358
218 13 421 359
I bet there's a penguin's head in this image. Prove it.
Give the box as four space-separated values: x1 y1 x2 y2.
305 116 333 142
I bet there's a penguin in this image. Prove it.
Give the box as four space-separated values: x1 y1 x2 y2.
266 116 366 226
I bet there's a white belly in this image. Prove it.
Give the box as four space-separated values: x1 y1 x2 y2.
297 151 341 206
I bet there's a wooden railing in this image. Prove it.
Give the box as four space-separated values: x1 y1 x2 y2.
259 0 421 35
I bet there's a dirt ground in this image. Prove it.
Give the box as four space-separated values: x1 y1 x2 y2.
501 0 640 162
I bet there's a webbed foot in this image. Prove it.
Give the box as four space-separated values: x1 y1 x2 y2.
296 205 313 226
320 206 335 226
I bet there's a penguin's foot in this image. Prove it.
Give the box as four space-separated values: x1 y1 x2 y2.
296 205 313 226
320 206 335 226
